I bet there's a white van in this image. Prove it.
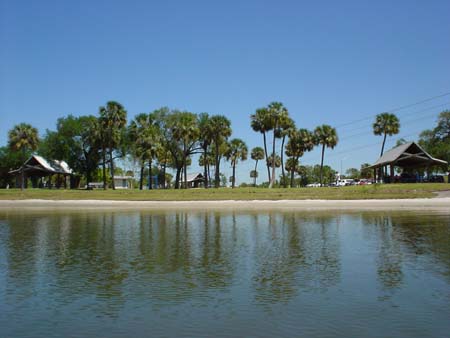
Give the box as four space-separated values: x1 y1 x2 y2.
336 179 354 187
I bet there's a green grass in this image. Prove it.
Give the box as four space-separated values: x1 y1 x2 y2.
0 183 449 200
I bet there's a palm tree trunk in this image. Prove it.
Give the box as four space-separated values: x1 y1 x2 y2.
109 147 115 190
232 161 236 188
175 165 181 189
290 169 295 188
263 132 271 183
214 143 220 188
281 135 286 188
162 158 167 189
102 147 107 190
320 144 325 187
203 147 208 189
269 129 276 188
148 158 152 190
254 160 258 187
139 160 144 190
381 133 387 156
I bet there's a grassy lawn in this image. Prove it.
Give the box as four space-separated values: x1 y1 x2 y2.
0 183 449 200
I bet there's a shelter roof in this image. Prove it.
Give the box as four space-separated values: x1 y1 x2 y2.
368 142 447 169
186 173 204 182
9 155 73 175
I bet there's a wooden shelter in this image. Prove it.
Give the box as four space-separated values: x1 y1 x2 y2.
368 142 447 183
9 155 74 189
184 173 205 188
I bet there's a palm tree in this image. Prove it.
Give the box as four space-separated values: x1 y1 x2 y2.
250 147 265 187
277 115 295 188
267 102 289 188
250 108 273 183
285 157 299 187
285 128 315 187
373 113 400 156
99 101 127 190
250 170 258 184
198 113 213 188
225 138 248 188
209 115 232 188
169 112 199 189
314 125 338 187
8 123 39 189
129 113 160 190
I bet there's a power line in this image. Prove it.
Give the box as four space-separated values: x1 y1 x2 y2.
335 91 450 129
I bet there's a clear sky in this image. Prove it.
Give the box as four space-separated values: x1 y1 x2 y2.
1 0 449 183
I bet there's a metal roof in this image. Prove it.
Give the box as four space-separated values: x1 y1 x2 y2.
368 142 447 169
9 155 73 175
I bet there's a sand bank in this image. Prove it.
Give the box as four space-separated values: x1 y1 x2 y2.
0 198 449 211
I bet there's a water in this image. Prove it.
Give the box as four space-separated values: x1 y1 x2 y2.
0 209 449 338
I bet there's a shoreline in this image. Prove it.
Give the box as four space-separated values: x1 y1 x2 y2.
1 198 450 211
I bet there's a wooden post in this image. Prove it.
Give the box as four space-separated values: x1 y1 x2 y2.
374 168 377 183
390 165 394 184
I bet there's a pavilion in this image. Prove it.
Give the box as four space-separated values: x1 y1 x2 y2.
368 142 447 183
9 155 74 189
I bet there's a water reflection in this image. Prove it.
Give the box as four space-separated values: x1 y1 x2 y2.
0 209 449 337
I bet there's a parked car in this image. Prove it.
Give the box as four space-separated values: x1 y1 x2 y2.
306 183 321 187
359 179 373 185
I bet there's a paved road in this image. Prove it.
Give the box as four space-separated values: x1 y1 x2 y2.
434 190 450 198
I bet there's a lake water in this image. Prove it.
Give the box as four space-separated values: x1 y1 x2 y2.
0 209 449 338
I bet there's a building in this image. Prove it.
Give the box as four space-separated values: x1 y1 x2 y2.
183 173 205 188
9 155 73 189
368 142 447 183
113 175 134 189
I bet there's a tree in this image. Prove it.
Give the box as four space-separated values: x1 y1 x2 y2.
267 102 289 188
209 115 232 188
225 138 248 188
168 111 200 189
360 163 373 179
285 157 299 187
198 113 213 188
99 101 127 190
314 125 338 187
277 116 295 188
250 147 265 187
251 108 273 183
285 128 315 187
419 110 450 170
129 113 160 190
373 113 400 157
8 123 39 189
345 168 360 179
250 170 258 184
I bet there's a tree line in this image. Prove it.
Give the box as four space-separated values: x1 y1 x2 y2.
1 101 449 189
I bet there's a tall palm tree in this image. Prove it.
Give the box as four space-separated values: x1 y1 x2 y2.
198 113 213 188
129 113 160 190
99 101 127 190
373 113 400 156
225 138 248 188
267 102 289 188
285 157 299 187
314 125 338 187
285 128 315 187
8 123 39 189
277 116 295 188
209 115 232 188
250 146 265 187
250 108 273 183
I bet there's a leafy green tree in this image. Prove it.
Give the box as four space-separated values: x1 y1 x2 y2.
168 111 200 189
99 101 127 190
373 113 400 156
314 125 338 186
360 163 373 179
250 146 265 187
285 128 315 187
209 115 232 188
251 107 273 183
8 123 39 189
419 110 450 171
285 157 299 187
225 138 248 188
250 170 258 185
345 168 360 179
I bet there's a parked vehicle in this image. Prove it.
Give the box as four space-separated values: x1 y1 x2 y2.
306 183 321 187
336 179 354 187
359 179 373 185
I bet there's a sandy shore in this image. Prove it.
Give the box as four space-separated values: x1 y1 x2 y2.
0 198 449 211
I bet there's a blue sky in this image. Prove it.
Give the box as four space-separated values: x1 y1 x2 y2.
1 0 449 183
